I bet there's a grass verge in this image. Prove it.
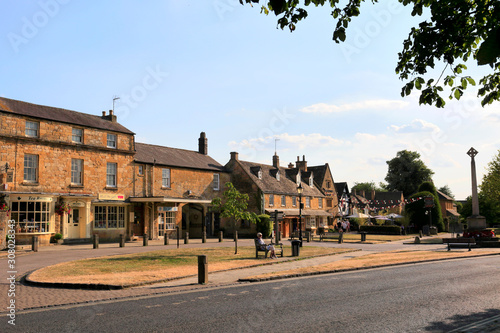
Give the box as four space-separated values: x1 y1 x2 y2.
28 246 352 287
243 249 500 280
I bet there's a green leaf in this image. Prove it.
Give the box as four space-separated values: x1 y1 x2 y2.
477 28 500 66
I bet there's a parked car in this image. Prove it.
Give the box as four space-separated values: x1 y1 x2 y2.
463 229 496 238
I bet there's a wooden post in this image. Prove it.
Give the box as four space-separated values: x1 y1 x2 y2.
234 230 238 255
202 231 206 243
184 232 189 244
93 234 99 249
198 255 208 284
219 231 223 242
164 234 169 245
143 233 148 246
176 226 180 248
32 236 39 252
119 234 125 247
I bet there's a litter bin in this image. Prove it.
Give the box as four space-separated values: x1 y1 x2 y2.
291 240 300 257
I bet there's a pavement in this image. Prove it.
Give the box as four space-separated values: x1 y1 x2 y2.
3 232 500 333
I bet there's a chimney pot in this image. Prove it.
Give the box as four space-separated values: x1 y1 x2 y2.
230 152 239 161
109 110 114 116
102 111 106 117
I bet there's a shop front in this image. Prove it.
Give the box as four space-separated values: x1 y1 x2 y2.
9 194 56 245
59 195 94 240
91 193 129 242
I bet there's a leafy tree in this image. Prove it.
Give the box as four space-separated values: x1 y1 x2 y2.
351 181 386 194
384 150 434 197
437 185 455 199
459 195 500 226
256 214 273 238
240 0 500 107
405 190 444 232
211 182 258 253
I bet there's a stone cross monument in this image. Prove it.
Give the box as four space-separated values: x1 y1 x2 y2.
467 147 486 230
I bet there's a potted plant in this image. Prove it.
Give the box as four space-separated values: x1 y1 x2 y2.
53 233 63 244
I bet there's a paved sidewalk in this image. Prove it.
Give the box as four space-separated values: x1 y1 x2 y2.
1 234 494 313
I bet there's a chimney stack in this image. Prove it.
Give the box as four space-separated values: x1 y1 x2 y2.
273 153 279 168
288 163 294 169
230 152 239 161
101 110 117 122
198 132 208 155
295 155 308 171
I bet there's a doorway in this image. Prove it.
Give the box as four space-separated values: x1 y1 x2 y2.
68 208 80 238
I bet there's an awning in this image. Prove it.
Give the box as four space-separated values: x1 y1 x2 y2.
446 209 460 217
265 209 333 217
129 196 212 204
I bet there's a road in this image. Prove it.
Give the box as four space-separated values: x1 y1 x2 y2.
9 255 500 333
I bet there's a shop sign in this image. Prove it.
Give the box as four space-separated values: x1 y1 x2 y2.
70 201 86 208
98 193 125 201
12 195 53 202
158 206 178 212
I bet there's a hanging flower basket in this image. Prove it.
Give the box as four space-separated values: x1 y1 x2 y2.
55 202 71 216
0 203 9 214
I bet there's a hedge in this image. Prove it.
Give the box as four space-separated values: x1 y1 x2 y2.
359 225 402 235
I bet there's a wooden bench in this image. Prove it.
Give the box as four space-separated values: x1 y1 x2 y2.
318 233 338 241
442 237 476 251
254 239 284 258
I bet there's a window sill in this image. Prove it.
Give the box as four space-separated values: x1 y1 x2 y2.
105 186 118 191
161 187 171 190
21 181 39 186
70 184 84 188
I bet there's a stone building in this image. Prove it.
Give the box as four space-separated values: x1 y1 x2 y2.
129 135 229 240
224 153 333 238
0 97 135 245
0 97 227 246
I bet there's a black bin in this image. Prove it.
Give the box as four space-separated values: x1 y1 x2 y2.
291 240 301 257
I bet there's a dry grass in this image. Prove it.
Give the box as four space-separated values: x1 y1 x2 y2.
245 249 500 280
29 246 347 286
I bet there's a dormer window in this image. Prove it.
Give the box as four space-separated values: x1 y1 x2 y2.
276 170 280 181
296 171 301 186
258 170 262 179
309 176 314 187
251 166 263 179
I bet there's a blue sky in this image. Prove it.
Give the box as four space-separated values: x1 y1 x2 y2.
1 1 499 199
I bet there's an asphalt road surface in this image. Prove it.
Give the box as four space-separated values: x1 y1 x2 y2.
9 256 500 333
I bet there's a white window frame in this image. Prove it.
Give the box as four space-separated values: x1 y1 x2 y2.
269 194 274 207
276 170 280 181
138 165 144 176
25 121 39 138
306 197 311 208
24 154 38 182
71 159 83 185
281 195 286 207
213 173 220 190
162 168 171 188
107 133 117 148
318 197 323 209
106 162 117 187
292 196 297 207
94 206 125 229
72 128 83 143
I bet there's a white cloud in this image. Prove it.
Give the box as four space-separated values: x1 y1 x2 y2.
389 119 440 134
300 99 409 114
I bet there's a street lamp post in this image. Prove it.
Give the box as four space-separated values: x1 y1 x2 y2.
297 184 303 246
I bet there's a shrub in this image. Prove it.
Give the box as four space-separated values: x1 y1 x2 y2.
54 233 63 240
359 225 402 235
256 214 273 238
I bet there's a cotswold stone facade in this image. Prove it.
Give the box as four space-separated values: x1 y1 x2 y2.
0 97 227 246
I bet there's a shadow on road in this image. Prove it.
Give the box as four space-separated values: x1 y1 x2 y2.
425 308 500 332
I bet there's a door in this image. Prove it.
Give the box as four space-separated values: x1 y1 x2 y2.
68 208 80 238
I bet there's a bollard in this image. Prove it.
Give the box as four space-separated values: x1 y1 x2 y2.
419 230 423 238
234 230 238 255
184 232 189 244
176 226 180 248
198 255 208 284
32 236 39 252
219 231 223 242
202 231 206 243
93 234 99 249
143 234 148 246
164 234 169 246
306 231 311 242
338 232 344 244
119 234 125 247
361 232 367 242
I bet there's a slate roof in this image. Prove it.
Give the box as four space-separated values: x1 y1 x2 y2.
0 97 134 134
134 142 225 172
334 182 349 196
237 160 324 197
308 165 328 186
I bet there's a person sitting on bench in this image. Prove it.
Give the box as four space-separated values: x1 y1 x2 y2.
256 232 276 259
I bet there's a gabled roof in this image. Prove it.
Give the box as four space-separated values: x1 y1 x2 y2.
237 160 324 197
0 97 134 134
135 142 225 172
334 182 349 196
308 164 328 185
437 190 454 201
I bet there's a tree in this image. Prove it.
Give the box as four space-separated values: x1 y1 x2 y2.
384 150 434 197
211 182 258 253
240 0 500 107
437 185 455 199
351 181 386 194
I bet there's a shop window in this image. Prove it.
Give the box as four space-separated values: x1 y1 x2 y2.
11 201 51 233
94 206 125 229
